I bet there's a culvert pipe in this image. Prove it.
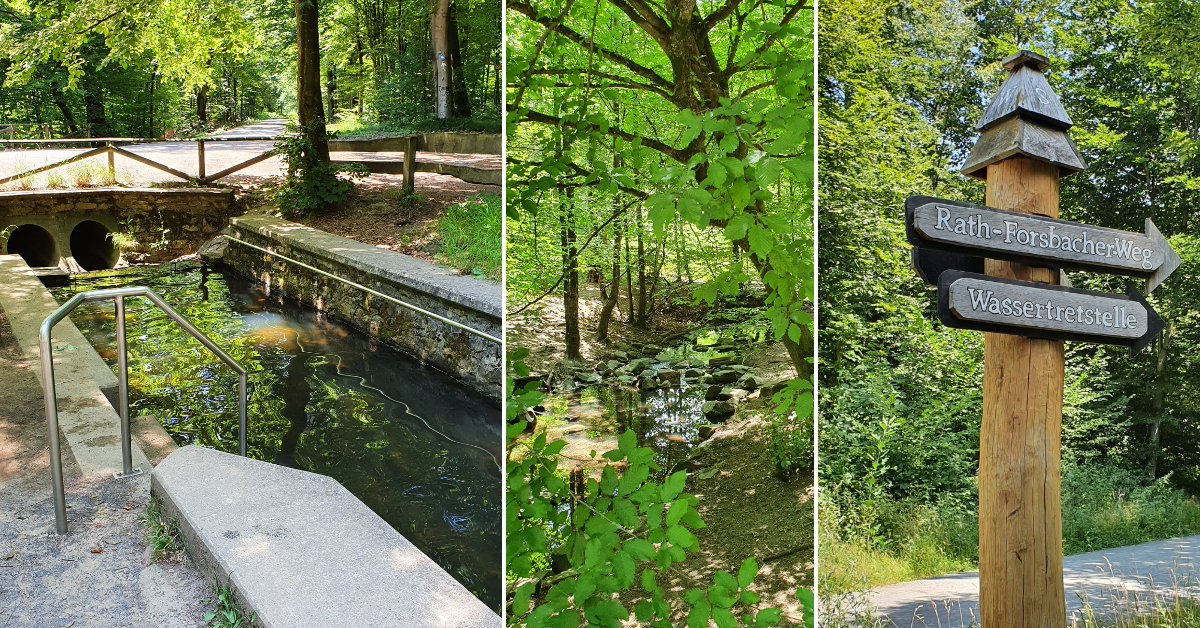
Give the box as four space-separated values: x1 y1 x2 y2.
69 220 120 270
4 224 60 267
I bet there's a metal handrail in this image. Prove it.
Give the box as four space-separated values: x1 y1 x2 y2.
40 286 249 534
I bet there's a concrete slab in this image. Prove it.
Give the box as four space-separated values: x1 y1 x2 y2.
0 254 150 478
151 445 502 628
229 215 502 317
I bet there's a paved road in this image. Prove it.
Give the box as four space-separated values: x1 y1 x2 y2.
0 118 499 188
869 535 1200 627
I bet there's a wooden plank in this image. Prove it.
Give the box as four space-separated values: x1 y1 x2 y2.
908 197 1179 290
938 271 1160 349
109 146 192 180
978 63 1073 131
962 116 1087 180
201 150 275 182
0 146 108 185
979 155 1066 628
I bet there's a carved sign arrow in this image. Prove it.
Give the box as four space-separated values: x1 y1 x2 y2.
937 271 1164 354
907 196 1181 293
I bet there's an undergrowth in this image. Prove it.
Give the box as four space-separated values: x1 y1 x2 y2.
822 462 1200 598
203 584 257 628
143 498 187 562
435 192 501 280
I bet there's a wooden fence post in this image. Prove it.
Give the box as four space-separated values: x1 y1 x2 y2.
198 139 206 180
960 50 1088 628
403 136 417 193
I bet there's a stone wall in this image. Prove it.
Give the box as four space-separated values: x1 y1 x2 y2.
0 188 238 267
218 216 502 398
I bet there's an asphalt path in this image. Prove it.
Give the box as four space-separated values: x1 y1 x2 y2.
0 118 499 188
867 535 1200 627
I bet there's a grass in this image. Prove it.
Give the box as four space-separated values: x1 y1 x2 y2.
435 192 501 280
203 583 257 628
67 161 117 187
143 498 187 562
1075 588 1200 628
823 462 1200 597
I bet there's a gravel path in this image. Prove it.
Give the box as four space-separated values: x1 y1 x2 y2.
0 309 211 627
867 536 1200 627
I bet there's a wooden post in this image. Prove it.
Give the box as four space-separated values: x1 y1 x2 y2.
198 139 206 180
979 156 1066 628
107 142 115 172
403 137 416 193
961 50 1087 628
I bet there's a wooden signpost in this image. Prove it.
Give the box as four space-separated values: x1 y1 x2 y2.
907 196 1180 292
909 50 1175 628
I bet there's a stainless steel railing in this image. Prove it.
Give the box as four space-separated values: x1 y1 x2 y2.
40 286 248 534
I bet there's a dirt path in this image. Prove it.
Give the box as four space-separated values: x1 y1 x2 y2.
867 535 1200 627
0 309 210 627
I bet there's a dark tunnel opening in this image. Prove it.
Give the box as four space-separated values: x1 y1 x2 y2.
4 224 60 268
70 220 120 271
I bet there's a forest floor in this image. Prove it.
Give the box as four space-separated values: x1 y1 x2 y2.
0 309 213 627
509 285 813 623
238 173 501 274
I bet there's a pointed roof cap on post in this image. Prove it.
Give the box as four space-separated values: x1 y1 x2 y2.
961 49 1087 180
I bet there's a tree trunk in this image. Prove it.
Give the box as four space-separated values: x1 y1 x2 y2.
1147 322 1175 479
625 236 634 323
635 204 648 328
50 87 80 135
561 188 581 360
197 84 209 126
81 75 108 138
597 223 622 341
296 0 329 160
431 0 451 119
326 68 337 122
447 0 471 117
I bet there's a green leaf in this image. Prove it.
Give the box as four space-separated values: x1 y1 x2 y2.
748 225 774 257
660 471 686 501
613 550 636 587
713 606 738 628
714 570 737 592
513 582 536 614
687 600 712 628
756 608 782 627
625 538 656 560
667 525 698 550
738 556 759 587
641 568 657 592
741 590 761 605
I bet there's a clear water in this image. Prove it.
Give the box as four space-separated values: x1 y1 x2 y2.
542 383 708 476
51 262 502 610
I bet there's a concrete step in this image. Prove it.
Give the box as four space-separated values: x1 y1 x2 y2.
151 445 501 628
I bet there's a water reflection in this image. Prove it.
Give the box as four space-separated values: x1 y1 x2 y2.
544 383 707 477
51 262 502 610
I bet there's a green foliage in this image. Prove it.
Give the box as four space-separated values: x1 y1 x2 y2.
143 498 187 562
768 378 815 474
506 349 784 627
203 584 257 628
272 122 365 217
819 0 1200 602
435 192 502 280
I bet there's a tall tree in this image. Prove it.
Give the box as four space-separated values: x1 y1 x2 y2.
296 0 328 159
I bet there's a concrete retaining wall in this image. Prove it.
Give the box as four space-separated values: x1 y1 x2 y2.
0 188 238 268
329 132 501 155
220 216 501 397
